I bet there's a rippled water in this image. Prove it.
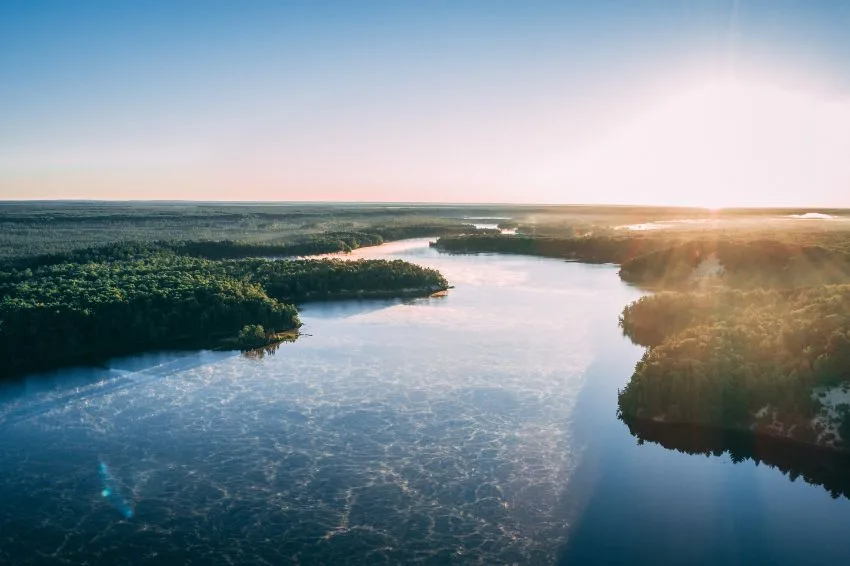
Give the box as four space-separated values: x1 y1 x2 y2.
2 240 850 565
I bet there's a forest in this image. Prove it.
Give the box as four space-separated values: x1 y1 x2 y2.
2 232 387 271
0 201 510 260
434 233 658 264
436 231 850 288
618 238 850 288
438 222 850 451
617 287 850 447
0 202 509 378
0 246 448 379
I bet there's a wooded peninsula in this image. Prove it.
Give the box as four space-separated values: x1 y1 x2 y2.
0 204 465 378
436 215 850 452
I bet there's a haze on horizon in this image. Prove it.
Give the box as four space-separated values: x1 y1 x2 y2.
2 1 850 208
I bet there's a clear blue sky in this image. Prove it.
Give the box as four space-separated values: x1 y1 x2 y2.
2 1 850 205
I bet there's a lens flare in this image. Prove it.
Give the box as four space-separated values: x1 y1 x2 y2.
98 462 134 519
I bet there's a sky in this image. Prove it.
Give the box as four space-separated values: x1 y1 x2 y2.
2 1 850 207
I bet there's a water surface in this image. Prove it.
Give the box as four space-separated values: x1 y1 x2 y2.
1 240 849 565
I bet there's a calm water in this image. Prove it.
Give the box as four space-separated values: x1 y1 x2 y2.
2 240 850 565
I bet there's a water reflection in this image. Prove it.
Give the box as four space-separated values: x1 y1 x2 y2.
622 416 850 500
241 333 301 359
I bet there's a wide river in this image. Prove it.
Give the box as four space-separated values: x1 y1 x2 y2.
2 240 850 565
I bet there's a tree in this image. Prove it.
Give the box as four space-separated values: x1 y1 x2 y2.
237 324 267 350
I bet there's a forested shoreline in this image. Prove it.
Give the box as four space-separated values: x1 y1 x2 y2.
2 226 464 271
0 206 472 378
434 233 658 264
435 233 850 288
0 244 448 379
618 287 850 449
437 231 850 451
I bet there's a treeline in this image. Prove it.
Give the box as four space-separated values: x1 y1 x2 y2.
436 233 850 289
3 224 480 271
617 286 850 445
619 239 850 288
174 225 473 260
173 224 472 260
234 258 448 302
0 201 480 260
435 234 665 264
0 254 448 378
174 232 385 260
2 232 385 271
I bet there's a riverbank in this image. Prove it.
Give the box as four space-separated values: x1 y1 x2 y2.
437 232 850 454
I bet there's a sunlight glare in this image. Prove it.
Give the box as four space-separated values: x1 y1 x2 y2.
558 77 850 207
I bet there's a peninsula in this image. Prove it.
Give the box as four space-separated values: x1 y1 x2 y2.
435 215 850 452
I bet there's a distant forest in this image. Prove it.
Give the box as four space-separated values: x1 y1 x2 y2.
0 201 515 259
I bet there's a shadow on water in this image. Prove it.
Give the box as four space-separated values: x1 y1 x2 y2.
548 339 637 556
0 294 427 430
297 295 440 320
0 351 233 426
0 297 425 425
556 364 850 566
552 322 778 565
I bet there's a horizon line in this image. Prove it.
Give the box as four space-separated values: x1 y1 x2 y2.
1 199 849 212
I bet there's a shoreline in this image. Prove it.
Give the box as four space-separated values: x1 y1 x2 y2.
622 412 849 455
1 284 448 382
621 415 850 499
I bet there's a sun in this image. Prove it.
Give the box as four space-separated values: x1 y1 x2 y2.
558 77 850 208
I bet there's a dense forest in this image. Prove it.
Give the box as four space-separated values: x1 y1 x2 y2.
619 238 850 288
434 234 661 264
618 286 850 448
1 232 386 271
0 248 448 378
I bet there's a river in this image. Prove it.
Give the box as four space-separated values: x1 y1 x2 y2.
1 239 849 564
